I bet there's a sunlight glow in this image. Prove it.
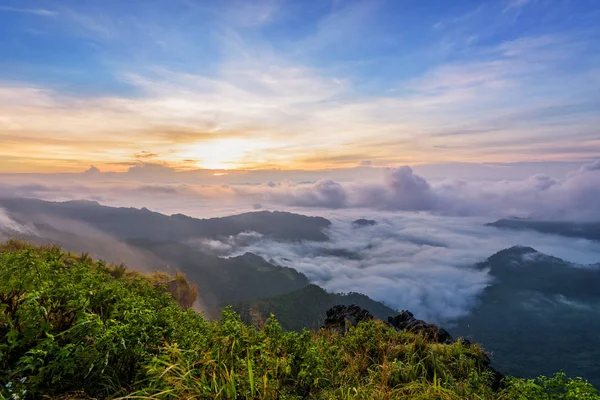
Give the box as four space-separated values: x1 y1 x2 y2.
178 139 273 170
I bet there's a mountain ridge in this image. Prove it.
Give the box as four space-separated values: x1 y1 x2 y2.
0 197 332 242
487 218 600 242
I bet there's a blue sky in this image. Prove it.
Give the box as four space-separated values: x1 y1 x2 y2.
0 0 599 172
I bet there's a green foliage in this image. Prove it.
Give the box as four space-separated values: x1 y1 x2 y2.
1 242 598 399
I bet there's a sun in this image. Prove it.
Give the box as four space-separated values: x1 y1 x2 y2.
178 138 270 170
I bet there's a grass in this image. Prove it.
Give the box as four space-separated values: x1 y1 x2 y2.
0 240 598 399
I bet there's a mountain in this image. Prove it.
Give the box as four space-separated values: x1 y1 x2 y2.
0 197 331 242
232 284 396 331
487 218 600 242
451 246 600 386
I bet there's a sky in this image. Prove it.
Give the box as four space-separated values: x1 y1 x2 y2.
1 0 599 174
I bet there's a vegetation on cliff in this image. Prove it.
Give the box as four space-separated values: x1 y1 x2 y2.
1 240 598 399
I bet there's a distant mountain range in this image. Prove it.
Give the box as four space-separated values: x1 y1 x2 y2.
0 197 331 242
487 218 600 242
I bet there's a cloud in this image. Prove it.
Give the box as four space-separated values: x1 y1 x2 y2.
0 208 37 236
227 210 600 322
222 0 280 27
504 0 535 12
251 160 600 221
2 160 600 221
189 231 264 256
379 167 438 211
580 160 600 171
0 6 57 17
133 151 159 160
267 180 348 209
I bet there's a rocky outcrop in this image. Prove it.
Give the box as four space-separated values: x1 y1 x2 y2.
323 305 451 342
388 310 453 344
323 304 374 334
323 304 504 390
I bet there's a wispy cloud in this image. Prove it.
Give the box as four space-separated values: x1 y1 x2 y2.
0 6 57 17
504 0 536 13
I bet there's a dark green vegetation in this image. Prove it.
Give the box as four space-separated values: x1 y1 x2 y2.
487 218 600 242
233 284 397 331
452 246 600 386
0 197 331 242
2 242 599 399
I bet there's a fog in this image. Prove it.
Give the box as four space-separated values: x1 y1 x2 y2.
0 208 36 237
224 210 600 322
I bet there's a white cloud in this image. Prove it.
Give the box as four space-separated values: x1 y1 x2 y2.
504 0 535 12
0 6 57 17
252 160 600 221
2 160 600 221
227 210 600 322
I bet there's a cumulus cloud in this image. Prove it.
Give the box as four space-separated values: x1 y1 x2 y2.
266 180 348 209
1 159 599 221
254 160 600 221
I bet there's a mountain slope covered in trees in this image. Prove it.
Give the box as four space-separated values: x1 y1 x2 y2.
452 246 600 386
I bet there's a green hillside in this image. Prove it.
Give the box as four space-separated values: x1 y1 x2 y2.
1 241 598 399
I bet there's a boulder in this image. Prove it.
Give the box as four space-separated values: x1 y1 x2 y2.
323 304 374 334
388 310 453 344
